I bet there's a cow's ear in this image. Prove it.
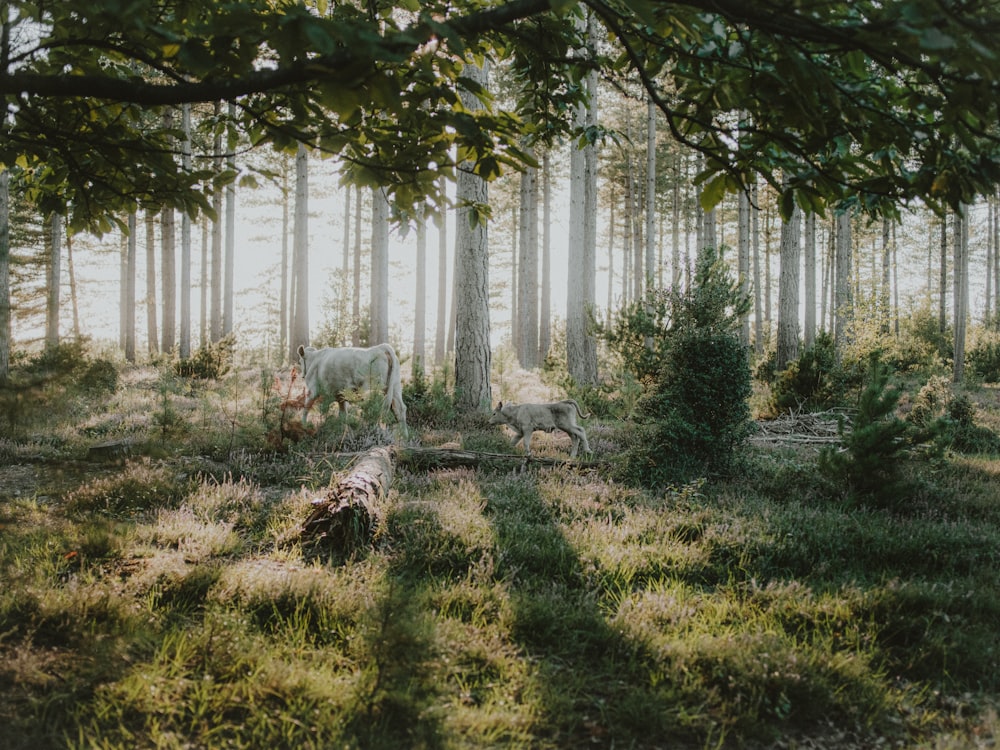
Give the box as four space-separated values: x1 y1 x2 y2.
297 345 305 358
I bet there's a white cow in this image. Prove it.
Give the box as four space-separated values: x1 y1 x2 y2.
489 399 592 458
297 344 407 428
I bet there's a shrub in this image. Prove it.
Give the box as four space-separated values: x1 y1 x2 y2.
619 247 753 487
768 332 843 414
402 364 455 429
939 394 1000 454
818 356 914 508
967 332 1000 382
175 335 235 379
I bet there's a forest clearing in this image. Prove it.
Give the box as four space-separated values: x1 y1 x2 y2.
1 338 999 750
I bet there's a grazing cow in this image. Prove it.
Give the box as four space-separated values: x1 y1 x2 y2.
297 344 407 428
489 399 592 458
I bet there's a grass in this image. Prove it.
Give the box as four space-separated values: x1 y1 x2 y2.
1 363 999 749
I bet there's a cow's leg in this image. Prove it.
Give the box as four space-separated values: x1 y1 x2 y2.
573 426 591 456
521 430 532 456
337 396 348 418
302 393 319 426
567 430 579 458
510 428 525 453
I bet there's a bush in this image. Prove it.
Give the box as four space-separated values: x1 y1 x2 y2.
619 247 753 487
818 356 914 508
175 335 235 379
768 332 843 414
402 365 455 429
967 332 1000 382
939 394 1000 454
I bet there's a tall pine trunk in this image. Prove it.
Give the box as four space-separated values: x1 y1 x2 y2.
290 142 310 355
371 187 389 344
0 170 9 381
46 212 62 351
517 147 538 369
453 60 492 413
179 104 192 359
145 211 158 355
775 199 801 371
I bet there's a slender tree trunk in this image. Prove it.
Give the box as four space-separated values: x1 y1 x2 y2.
279 156 290 362
46 212 62 351
179 104 192 359
353 184 363 346
291 142 310 353
987 195 994 326
752 181 763 355
671 150 681 289
371 187 389 344
737 184 751 347
145 210 158 355
645 96 656 287
125 213 137 362
539 152 551 363
511 205 518 352
606 184 616 321
224 103 236 337
517 147 538 369
803 211 816 348
120 228 127 351
939 215 948 336
200 215 208 348
210 101 223 343
65 224 81 340
435 177 448 365
341 177 352 342
834 210 852 360
0 170 9 381
453 59 492 413
879 217 891 335
776 199 801 371
161 108 176 354
413 204 427 376
953 208 969 383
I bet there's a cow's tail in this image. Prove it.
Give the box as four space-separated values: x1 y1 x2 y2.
566 399 591 419
380 344 407 428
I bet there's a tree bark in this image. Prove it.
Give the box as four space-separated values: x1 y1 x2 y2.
803 211 816 348
516 146 538 369
291 142 310 353
211 101 223 343
953 207 968 383
435 177 449 365
161 108 176 354
539 152 551 363
453 59 492 413
0 170 9 381
46 212 62 351
371 187 390 344
834 209 852 361
124 213 137 363
413 203 427 376
776 198 801 371
223 102 236 337
145 210 158 355
179 103 192 359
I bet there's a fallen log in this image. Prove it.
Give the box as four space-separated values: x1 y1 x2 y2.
301 445 394 553
300 445 601 553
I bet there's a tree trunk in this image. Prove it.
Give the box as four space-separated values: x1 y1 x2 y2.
211 101 223 343
223 102 236 338
279 155 290 362
413 204 427 376
752 181 763 355
145 210 158 355
737 182 751 347
645 96 656 287
435 177 449 365
517 147 538 369
200 215 208 347
353 184 364 346
291 142 310 353
880 216 891 336
953 208 969 383
803 211 816 348
834 209 852 360
0 170 9 381
65 225 81 339
179 103 192 359
161 108 176 354
539 152 551 363
46 212 62 351
453 59 492 414
371 187 390 344
567 88 588 382
125 213 137 363
938 214 948 336
776 199 801 371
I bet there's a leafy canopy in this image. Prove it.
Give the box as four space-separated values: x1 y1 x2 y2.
2 0 1000 230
